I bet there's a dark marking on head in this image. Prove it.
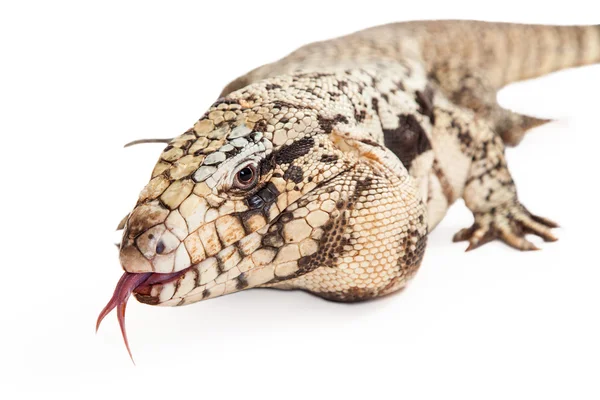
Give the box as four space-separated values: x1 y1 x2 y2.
270 100 300 111
265 83 282 91
258 154 276 176
318 114 349 134
213 97 240 107
246 194 265 210
246 182 280 217
355 110 366 122
320 154 338 164
284 165 304 183
262 230 284 248
216 249 237 274
244 94 258 102
279 212 293 223
239 209 262 232
236 274 249 290
357 138 382 148
274 137 315 164
253 119 267 132
295 72 335 80
383 114 432 169
258 182 279 203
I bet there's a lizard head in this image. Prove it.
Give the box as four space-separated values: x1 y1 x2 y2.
98 78 428 360
114 96 353 308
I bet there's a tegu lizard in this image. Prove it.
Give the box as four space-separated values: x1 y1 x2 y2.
97 20 600 359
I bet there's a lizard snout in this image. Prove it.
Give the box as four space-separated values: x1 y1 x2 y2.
119 200 191 274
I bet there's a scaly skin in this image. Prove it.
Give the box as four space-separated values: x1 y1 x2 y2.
112 21 600 306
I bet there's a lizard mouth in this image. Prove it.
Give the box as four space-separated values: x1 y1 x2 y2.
96 266 193 362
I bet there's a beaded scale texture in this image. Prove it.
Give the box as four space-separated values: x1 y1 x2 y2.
97 20 600 357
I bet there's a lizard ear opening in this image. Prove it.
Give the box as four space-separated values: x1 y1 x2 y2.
330 130 407 178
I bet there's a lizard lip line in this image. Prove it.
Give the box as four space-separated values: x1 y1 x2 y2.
96 265 193 363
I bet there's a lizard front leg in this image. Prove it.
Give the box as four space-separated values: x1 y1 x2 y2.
453 118 558 251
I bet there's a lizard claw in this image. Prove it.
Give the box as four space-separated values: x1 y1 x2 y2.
453 203 558 251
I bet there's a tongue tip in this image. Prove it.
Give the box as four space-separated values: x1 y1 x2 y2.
96 302 115 333
117 302 136 365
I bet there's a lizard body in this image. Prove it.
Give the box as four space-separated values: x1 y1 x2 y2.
98 21 600 353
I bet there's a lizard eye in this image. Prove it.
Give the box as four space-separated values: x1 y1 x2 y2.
233 163 258 190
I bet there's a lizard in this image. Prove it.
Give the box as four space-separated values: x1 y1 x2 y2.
97 20 600 360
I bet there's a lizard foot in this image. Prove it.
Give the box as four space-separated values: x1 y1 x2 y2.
453 204 558 251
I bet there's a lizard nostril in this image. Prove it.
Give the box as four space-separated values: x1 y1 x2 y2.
156 240 166 254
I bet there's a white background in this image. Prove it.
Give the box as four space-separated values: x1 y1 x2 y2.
1 1 599 399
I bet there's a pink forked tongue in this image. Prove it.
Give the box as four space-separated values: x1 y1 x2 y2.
96 269 189 364
96 272 152 364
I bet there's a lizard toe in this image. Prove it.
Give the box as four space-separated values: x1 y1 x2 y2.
455 203 558 252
